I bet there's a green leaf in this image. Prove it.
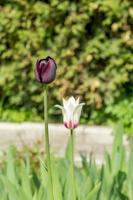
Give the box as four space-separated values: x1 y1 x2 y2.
51 154 62 200
86 182 101 200
6 146 18 186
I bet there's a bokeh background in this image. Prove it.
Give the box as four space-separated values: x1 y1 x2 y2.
0 0 133 133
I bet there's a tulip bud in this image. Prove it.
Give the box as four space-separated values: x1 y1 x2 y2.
35 56 57 84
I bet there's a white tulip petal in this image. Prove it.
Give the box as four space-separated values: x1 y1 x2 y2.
69 96 76 105
54 105 63 109
55 105 66 119
55 96 85 129
63 98 67 107
73 104 84 124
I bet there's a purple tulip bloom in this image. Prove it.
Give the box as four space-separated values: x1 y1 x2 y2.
35 56 57 84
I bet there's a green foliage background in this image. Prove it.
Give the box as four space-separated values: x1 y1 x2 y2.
0 0 133 132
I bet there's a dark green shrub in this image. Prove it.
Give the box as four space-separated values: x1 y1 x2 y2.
0 0 133 132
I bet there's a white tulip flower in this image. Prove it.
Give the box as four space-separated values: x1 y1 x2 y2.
55 96 85 129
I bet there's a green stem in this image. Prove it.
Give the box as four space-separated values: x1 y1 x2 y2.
44 85 54 200
70 129 76 200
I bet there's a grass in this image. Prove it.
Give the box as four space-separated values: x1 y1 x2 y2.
0 125 132 200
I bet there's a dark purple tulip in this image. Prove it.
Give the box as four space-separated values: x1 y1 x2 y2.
35 56 57 84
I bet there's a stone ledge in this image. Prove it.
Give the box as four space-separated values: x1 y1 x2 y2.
0 122 128 164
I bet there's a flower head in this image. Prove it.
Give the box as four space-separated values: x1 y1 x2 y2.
55 96 85 129
35 56 57 84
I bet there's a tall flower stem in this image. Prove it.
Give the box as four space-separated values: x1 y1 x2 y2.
70 129 76 200
44 85 54 200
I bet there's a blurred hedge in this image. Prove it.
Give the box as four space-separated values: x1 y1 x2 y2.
0 0 133 132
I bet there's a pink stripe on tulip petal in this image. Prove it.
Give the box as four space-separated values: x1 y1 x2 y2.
64 121 79 129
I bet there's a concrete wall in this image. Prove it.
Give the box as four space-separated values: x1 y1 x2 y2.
0 123 128 164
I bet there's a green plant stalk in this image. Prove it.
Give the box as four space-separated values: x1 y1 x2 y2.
70 129 76 200
44 85 54 200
